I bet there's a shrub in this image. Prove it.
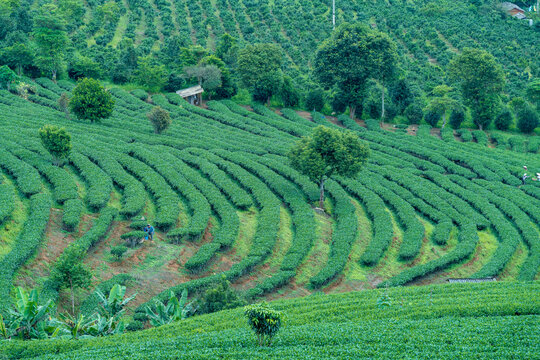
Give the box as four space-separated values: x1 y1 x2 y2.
516 104 539 134
305 88 324 112
62 198 83 231
449 108 465 129
69 78 115 122
111 245 128 260
404 103 424 124
126 320 144 331
38 125 72 166
424 110 440 127
494 108 513 131
147 106 171 134
244 302 282 347
199 275 245 314
280 76 300 107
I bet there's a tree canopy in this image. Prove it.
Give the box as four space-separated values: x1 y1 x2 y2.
237 43 283 104
38 124 72 166
32 3 69 81
449 48 505 130
314 22 398 119
288 125 370 209
69 78 115 122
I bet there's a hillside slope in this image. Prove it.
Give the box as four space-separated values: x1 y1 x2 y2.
0 79 540 316
1 281 539 359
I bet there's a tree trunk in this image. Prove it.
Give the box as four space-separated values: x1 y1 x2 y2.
70 278 75 315
267 96 271 106
52 69 57 83
349 105 356 119
442 113 446 129
319 177 326 209
381 88 385 122
479 123 483 131
17 64 22 76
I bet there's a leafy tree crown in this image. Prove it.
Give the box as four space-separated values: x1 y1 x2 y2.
69 78 115 122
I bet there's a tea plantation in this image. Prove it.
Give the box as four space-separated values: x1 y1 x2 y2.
0 77 539 357
1 282 539 359
38 0 540 95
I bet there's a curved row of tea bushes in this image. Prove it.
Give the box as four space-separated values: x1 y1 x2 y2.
0 193 51 309
128 145 211 242
80 147 146 217
69 152 113 210
310 180 357 288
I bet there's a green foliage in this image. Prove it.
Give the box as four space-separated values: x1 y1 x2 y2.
110 245 128 260
516 104 539 134
133 56 168 93
525 78 540 108
68 55 103 80
147 106 171 134
238 43 283 103
449 108 466 129
56 313 96 340
1 287 57 340
424 109 441 127
0 193 51 309
199 276 245 314
96 284 137 320
32 3 69 81
377 288 392 309
1 42 34 76
62 198 83 231
0 65 18 90
58 92 70 118
69 78 115 122
145 289 195 327
244 302 282 347
38 124 72 165
50 246 92 314
404 102 424 124
305 88 325 112
288 126 370 208
279 76 300 108
79 274 133 317
495 107 513 131
449 48 505 130
0 181 15 226
199 55 237 99
1 283 539 358
314 22 398 119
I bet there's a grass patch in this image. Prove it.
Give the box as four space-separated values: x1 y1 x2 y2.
498 241 528 280
109 14 129 48
442 228 499 279
231 208 257 259
343 199 373 282
264 207 293 269
142 198 156 222
107 188 123 211
0 178 28 259
293 211 332 286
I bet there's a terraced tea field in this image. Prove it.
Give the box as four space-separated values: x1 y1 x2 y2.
0 78 539 317
66 0 538 95
2 281 539 359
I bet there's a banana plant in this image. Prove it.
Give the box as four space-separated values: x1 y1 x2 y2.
5 287 58 340
87 313 125 337
145 289 195 327
96 284 136 318
57 313 96 340
0 313 16 340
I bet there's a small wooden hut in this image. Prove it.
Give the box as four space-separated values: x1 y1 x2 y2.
176 85 204 105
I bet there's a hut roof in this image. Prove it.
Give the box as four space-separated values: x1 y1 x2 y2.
176 85 204 98
500 2 525 13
